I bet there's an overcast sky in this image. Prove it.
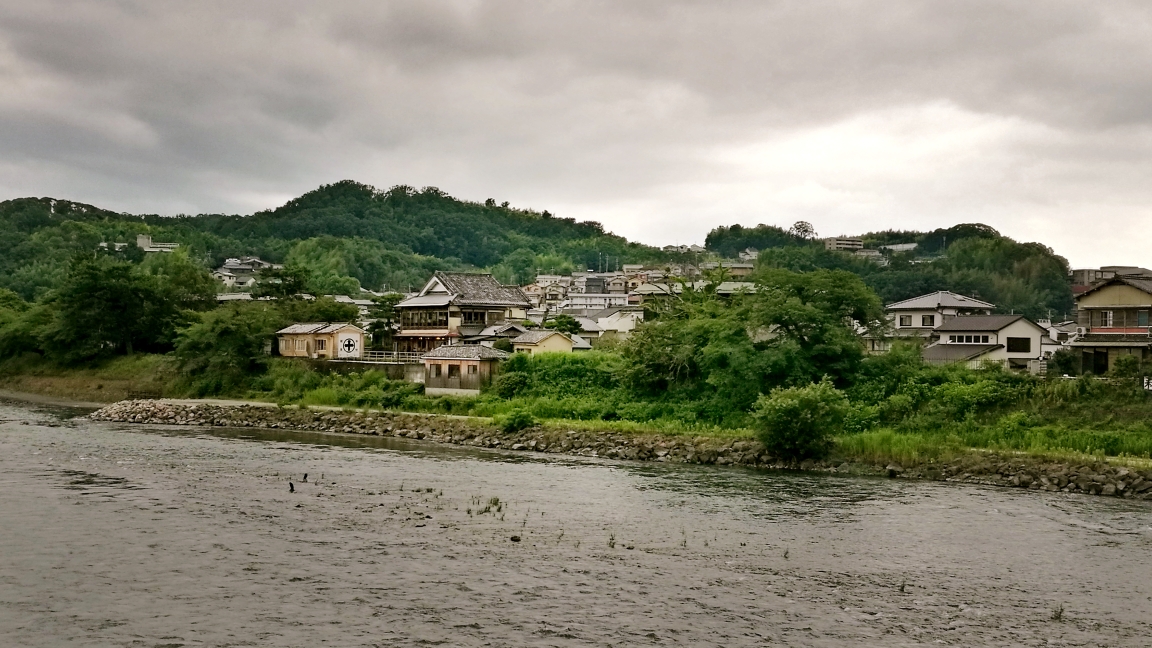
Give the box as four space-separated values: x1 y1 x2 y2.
1 1 1150 267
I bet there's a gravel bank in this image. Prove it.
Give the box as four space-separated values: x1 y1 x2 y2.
90 399 1152 501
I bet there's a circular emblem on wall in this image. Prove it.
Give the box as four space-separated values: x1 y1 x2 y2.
341 338 358 353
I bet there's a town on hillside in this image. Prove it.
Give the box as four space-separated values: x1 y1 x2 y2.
143 227 1151 396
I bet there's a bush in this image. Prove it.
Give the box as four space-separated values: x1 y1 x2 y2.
491 371 530 398
496 407 537 433
753 379 848 461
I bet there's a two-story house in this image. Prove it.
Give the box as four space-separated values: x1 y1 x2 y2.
867 291 995 353
922 315 1046 371
1070 275 1152 374
394 272 531 353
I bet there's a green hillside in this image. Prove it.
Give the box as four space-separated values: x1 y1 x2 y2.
0 181 671 299
705 222 1074 320
0 181 1074 319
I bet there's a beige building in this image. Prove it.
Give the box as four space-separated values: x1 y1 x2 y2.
512 330 576 354
276 323 365 359
922 315 1046 371
1070 276 1152 374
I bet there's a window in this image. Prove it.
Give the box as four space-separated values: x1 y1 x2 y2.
461 311 486 325
316 339 326 351
1100 310 1113 327
279 339 287 350
981 335 989 343
468 364 477 375
949 335 957 343
296 339 304 350
432 364 442 377
899 315 912 327
401 310 449 329
922 314 935 327
1006 337 1031 353
1140 311 1149 327
448 364 461 378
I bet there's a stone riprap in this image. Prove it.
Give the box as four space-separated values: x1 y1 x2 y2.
88 400 1152 501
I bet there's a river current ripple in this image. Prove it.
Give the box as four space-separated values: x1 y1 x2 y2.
1 398 1150 646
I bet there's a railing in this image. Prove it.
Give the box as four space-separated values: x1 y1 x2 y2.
355 351 425 363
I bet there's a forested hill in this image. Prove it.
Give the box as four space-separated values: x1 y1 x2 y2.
705 222 1074 320
0 181 670 298
0 181 1075 319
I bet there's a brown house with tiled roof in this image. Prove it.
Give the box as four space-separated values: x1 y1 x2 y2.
1070 276 1152 374
394 272 531 353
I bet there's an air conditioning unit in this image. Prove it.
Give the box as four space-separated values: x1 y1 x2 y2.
1076 327 1086 335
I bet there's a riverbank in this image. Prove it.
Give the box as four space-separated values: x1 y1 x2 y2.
88 399 1152 501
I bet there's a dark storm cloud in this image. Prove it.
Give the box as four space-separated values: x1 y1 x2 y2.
0 1 1150 264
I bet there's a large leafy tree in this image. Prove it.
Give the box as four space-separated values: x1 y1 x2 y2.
173 302 286 394
40 255 161 362
624 268 881 424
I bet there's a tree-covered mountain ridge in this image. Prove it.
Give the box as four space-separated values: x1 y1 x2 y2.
0 179 1073 318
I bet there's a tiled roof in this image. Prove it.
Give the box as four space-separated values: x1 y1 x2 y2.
512 330 568 345
1072 333 1152 346
276 322 362 335
1076 276 1152 300
922 343 1002 364
886 291 995 311
433 272 531 307
934 315 1027 332
421 345 510 360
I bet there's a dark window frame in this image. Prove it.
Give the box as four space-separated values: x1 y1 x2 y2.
1006 337 1031 353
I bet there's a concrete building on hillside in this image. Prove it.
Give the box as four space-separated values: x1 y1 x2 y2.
136 234 178 253
824 237 864 251
867 291 996 354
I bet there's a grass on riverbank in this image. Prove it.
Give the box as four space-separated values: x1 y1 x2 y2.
0 353 175 403
5 352 1152 469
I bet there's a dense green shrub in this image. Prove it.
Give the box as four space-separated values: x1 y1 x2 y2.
497 408 537 433
753 379 848 461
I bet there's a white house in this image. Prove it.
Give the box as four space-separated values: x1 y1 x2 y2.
923 315 1047 371
868 291 997 353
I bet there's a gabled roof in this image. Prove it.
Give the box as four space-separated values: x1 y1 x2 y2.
934 315 1030 332
276 322 363 335
1076 275 1152 301
512 330 570 345
885 291 995 311
406 271 530 308
923 343 1002 364
421 345 510 360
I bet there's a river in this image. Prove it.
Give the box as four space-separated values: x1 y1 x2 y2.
1 397 1150 646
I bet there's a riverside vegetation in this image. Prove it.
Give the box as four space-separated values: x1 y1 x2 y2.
1 183 1150 494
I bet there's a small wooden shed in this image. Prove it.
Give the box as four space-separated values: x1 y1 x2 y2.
276 322 365 359
421 344 509 396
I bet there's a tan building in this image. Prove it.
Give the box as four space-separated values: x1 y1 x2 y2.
421 344 509 396
512 330 576 354
1070 276 1152 374
276 323 365 359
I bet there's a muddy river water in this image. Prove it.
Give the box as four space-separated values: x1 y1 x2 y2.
1 399 1151 647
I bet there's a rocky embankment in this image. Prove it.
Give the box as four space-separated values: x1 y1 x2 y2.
89 400 1152 501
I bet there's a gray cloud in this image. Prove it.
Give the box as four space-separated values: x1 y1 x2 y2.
1 1 1150 265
